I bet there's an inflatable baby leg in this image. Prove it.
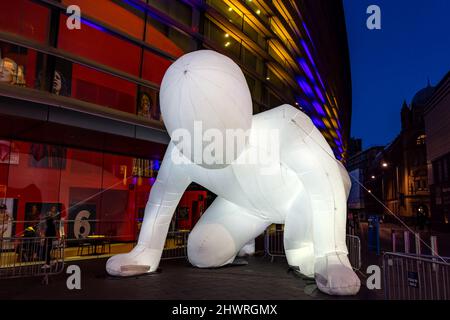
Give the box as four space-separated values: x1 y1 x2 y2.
188 197 270 268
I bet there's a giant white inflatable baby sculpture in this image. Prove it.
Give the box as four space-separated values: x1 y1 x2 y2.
106 50 361 296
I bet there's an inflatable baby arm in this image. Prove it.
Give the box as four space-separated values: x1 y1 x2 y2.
106 142 191 276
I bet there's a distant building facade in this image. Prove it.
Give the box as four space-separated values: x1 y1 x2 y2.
347 145 384 219
348 137 363 158
353 83 436 224
424 71 450 230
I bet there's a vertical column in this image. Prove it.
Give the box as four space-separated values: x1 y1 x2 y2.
415 232 421 255
391 230 397 253
431 235 438 272
404 230 410 253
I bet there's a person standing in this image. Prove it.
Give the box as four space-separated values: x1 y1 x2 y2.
0 203 12 239
41 210 57 269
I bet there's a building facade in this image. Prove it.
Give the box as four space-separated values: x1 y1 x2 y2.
361 85 435 224
347 145 384 220
0 0 352 241
424 71 450 230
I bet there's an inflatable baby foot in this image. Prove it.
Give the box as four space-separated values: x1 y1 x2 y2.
314 253 361 296
106 244 161 276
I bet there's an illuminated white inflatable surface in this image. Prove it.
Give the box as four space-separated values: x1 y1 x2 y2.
106 50 361 296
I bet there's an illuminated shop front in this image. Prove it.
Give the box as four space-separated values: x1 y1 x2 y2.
0 0 351 242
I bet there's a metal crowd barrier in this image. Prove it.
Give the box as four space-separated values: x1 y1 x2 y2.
346 234 362 270
161 230 190 260
264 229 285 261
0 236 65 283
383 252 450 300
264 228 362 270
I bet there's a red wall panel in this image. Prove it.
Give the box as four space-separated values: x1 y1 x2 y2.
71 64 136 114
58 15 141 76
0 0 49 43
142 51 172 85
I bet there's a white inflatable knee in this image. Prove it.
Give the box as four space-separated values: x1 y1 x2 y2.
188 223 236 268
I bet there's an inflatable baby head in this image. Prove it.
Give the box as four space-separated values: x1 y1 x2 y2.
160 50 253 168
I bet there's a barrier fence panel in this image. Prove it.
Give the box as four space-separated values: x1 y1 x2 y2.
0 236 65 281
264 227 362 270
346 234 362 270
264 229 285 261
161 230 189 260
383 252 450 300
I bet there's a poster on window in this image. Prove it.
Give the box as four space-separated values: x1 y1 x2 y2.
0 140 19 165
0 45 27 86
68 203 96 241
0 198 18 250
34 54 72 96
137 87 160 121
28 143 67 169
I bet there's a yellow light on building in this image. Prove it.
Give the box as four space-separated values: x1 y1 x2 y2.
256 9 261 15
228 7 232 12
225 33 229 38
225 41 231 47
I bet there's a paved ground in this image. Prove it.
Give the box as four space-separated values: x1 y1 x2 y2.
0 256 380 300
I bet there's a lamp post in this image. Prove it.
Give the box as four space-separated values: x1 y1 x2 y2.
381 162 388 221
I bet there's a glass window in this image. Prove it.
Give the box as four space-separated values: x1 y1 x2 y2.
5 141 64 236
242 46 263 75
267 90 282 108
416 134 426 145
0 42 38 89
268 43 289 70
245 0 270 25
34 54 73 97
64 148 103 242
148 0 193 26
100 153 135 241
267 67 286 92
244 72 261 103
207 1 243 31
1 139 157 242
146 17 196 57
0 138 213 240
207 1 266 50
203 19 241 60
243 17 266 48
0 0 49 43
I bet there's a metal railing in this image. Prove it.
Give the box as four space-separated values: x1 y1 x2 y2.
383 252 450 300
346 234 362 270
0 236 65 283
264 228 362 270
161 230 189 260
264 228 285 261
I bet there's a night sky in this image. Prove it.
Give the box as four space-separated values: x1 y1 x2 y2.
343 0 450 149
